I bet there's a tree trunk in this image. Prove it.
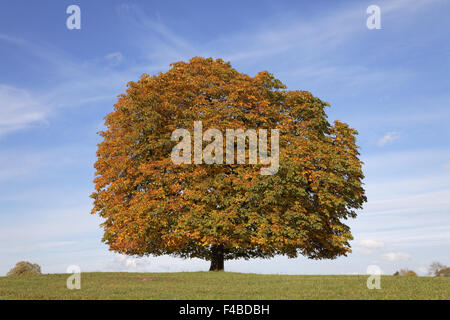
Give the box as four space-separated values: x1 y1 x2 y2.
209 244 224 271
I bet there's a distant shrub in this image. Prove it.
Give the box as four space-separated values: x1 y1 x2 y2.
428 261 448 276
435 267 450 277
7 261 42 276
393 269 417 277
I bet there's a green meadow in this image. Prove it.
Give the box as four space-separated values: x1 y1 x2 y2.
0 272 448 300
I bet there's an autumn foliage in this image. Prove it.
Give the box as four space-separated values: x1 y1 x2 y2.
91 57 366 271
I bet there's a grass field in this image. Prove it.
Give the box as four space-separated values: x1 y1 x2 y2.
0 272 449 300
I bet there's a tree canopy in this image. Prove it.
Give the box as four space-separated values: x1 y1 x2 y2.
91 57 367 270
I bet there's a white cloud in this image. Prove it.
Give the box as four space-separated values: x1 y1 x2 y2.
125 258 137 268
0 85 47 136
363 189 450 216
117 4 196 64
358 239 385 250
381 252 412 261
356 225 450 249
0 34 164 138
105 52 123 65
377 131 399 146
116 255 137 269
228 0 437 61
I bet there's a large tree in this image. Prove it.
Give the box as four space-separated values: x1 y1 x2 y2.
91 57 366 271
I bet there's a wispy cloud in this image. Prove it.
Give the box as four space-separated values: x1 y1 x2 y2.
105 52 123 66
205 0 443 64
381 252 412 262
358 239 385 251
0 0 444 139
377 131 399 146
0 85 47 136
116 3 197 65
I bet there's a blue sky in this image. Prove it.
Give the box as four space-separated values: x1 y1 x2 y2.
1 0 449 276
